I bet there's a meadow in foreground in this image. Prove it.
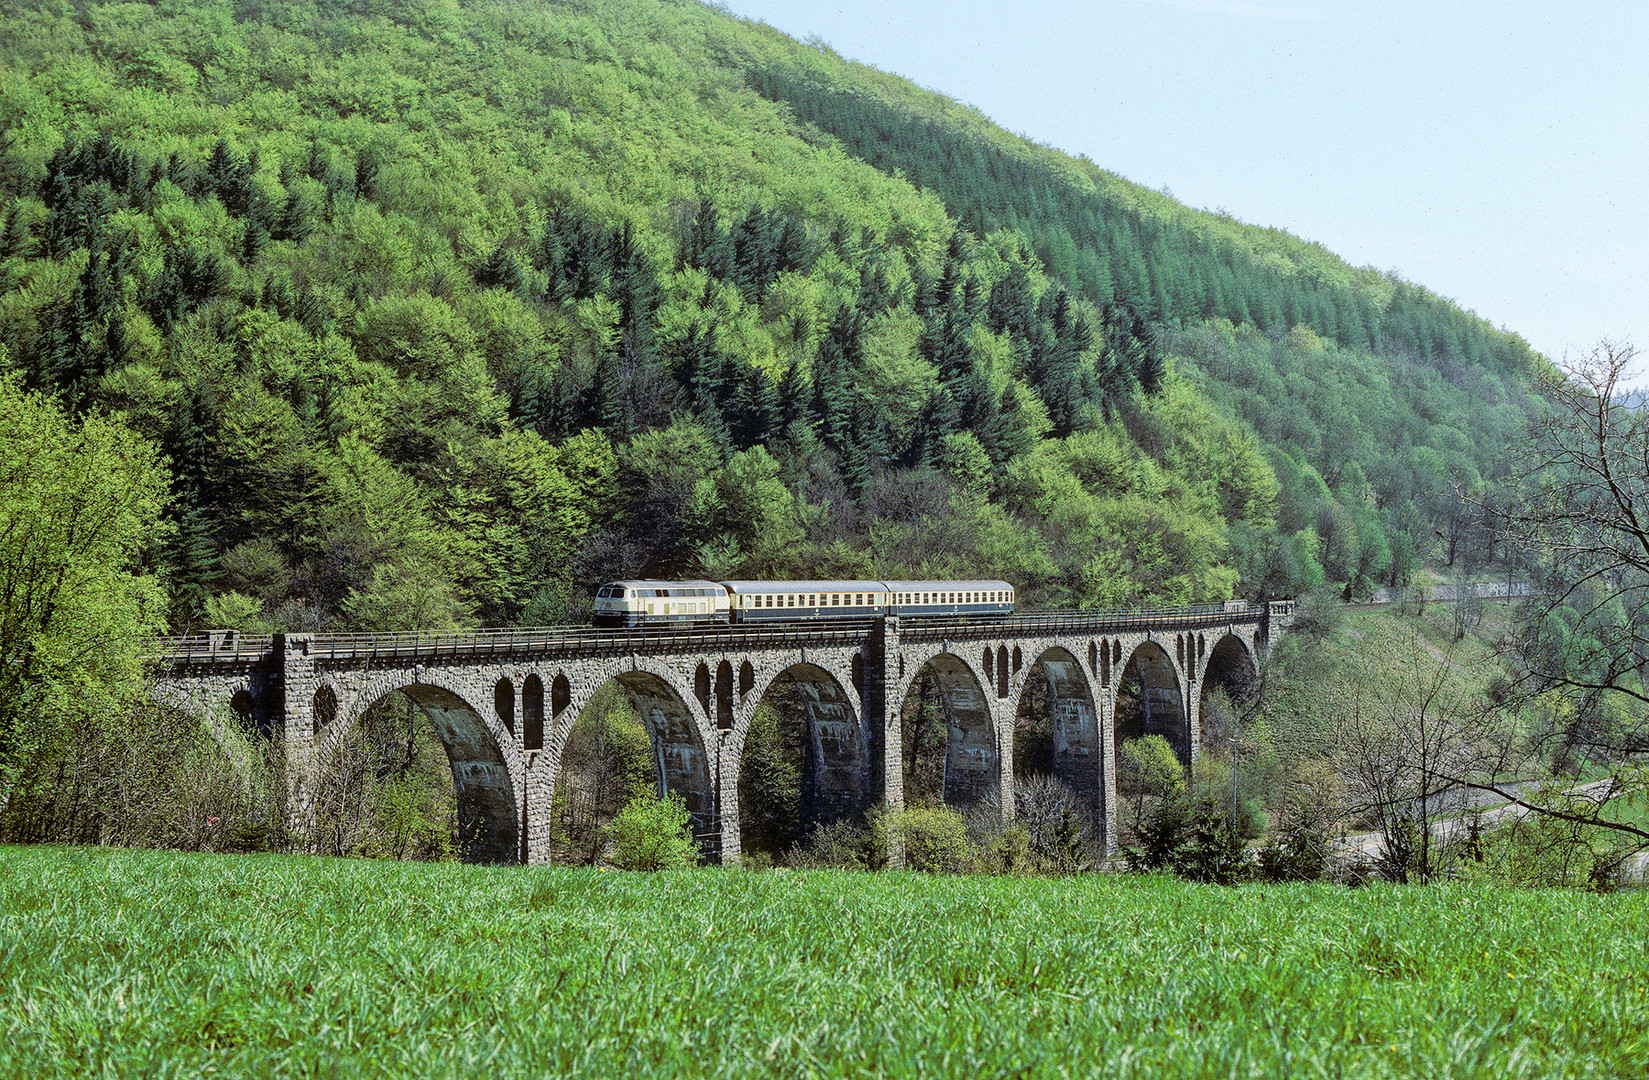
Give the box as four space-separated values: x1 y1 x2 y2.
1 846 1644 1079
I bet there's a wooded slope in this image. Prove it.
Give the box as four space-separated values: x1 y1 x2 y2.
0 0 1542 630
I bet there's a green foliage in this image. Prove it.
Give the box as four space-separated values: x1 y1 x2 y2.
0 373 169 807
604 791 698 871
1120 735 1187 799
0 0 1550 621
1255 809 1332 883
1125 798 1249 885
552 683 653 864
307 691 457 861
787 817 875 870
0 697 284 851
736 700 802 860
874 804 974 873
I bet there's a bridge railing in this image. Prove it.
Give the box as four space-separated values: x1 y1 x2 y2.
143 632 275 662
144 602 1275 664
298 620 882 660
905 602 1266 639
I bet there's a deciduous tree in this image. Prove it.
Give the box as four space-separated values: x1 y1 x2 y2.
0 373 169 815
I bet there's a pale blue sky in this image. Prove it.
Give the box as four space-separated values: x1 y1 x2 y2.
713 0 1648 370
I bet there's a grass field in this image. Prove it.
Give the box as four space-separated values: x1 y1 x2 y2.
1 846 1646 1078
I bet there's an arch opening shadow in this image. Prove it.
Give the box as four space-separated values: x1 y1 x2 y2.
738 663 870 863
556 673 715 862
315 686 515 864
1013 648 1101 810
1115 642 1188 766
1198 633 1259 759
900 654 996 809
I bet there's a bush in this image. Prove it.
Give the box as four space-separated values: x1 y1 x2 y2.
875 805 974 873
1014 774 1097 873
788 818 873 870
974 823 1033 874
603 792 698 871
1470 795 1625 891
1124 798 1248 885
1255 810 1330 882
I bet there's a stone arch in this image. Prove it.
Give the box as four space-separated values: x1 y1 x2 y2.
494 677 515 737
1202 631 1259 694
894 650 1000 809
549 663 717 855
739 660 755 697
1012 647 1101 811
728 659 872 855
997 645 1009 698
316 675 520 864
1197 632 1260 754
522 674 544 751
550 672 570 719
1115 640 1189 765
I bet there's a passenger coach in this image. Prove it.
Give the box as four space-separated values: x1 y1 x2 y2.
591 579 1014 627
722 580 1013 623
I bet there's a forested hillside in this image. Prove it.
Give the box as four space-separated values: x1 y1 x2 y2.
0 0 1545 632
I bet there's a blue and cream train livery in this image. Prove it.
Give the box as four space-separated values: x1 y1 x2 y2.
591 580 1015 629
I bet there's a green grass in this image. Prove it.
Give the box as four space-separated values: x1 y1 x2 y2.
2 847 1647 1079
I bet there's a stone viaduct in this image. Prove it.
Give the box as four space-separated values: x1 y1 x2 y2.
148 602 1293 865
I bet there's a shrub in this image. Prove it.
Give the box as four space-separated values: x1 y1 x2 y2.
603 792 698 871
1125 798 1248 885
788 818 873 870
1014 774 1097 873
974 823 1032 874
1174 808 1249 885
875 805 974 873
1255 810 1330 882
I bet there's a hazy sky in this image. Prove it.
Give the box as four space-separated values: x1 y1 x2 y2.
713 0 1648 370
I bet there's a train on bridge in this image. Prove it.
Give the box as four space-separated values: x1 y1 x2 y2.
592 579 1015 629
